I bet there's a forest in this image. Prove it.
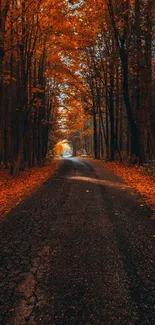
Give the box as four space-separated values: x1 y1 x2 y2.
0 0 155 176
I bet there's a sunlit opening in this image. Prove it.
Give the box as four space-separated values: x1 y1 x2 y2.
54 139 73 158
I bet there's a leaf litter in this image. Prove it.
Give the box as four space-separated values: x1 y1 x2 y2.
95 160 155 209
0 158 60 219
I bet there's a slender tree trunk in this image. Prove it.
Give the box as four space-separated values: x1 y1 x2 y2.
135 0 145 164
121 51 139 158
115 65 119 151
93 103 98 158
144 0 155 158
109 63 115 160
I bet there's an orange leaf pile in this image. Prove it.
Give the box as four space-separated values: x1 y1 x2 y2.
95 161 155 209
0 159 60 219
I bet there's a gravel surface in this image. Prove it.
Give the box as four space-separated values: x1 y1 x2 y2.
0 158 155 325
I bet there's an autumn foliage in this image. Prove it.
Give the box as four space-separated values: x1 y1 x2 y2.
0 0 155 174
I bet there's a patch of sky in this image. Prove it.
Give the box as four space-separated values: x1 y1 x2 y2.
67 0 84 10
67 0 84 18
60 54 73 67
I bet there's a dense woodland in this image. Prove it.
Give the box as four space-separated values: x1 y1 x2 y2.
0 0 155 176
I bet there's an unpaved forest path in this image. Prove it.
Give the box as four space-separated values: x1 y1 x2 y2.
0 158 154 325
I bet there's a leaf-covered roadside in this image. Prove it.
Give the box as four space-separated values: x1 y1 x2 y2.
95 161 155 210
0 159 60 219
